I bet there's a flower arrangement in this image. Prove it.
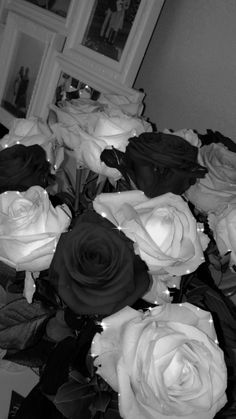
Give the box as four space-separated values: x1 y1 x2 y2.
0 97 235 419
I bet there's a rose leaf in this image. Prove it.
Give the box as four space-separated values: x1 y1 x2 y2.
0 297 55 351
54 376 96 419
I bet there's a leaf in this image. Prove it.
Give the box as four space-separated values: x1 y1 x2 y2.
4 337 55 368
69 369 90 384
54 378 96 419
40 337 78 396
92 390 111 413
12 386 66 419
0 260 16 289
0 285 7 308
0 298 55 350
55 377 120 419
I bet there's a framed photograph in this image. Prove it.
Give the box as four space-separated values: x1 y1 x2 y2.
0 11 65 128
63 0 165 86
31 52 145 121
6 0 78 34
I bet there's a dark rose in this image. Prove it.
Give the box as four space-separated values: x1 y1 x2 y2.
49 211 150 316
109 132 207 197
0 144 51 193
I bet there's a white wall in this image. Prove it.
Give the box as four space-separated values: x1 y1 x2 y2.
0 23 4 50
134 0 236 139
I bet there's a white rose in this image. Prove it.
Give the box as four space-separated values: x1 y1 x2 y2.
92 303 227 419
50 100 152 179
93 190 209 276
49 100 104 127
208 198 236 271
98 92 144 116
0 186 71 271
51 122 121 180
143 272 181 304
185 143 236 213
163 128 201 147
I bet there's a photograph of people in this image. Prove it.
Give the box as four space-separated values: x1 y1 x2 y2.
82 0 140 61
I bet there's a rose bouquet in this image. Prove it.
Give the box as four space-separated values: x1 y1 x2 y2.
0 104 234 419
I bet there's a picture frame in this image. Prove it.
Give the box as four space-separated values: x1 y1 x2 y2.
63 0 165 86
0 0 10 24
0 0 10 44
22 0 72 18
0 11 65 128
5 0 78 34
31 51 145 122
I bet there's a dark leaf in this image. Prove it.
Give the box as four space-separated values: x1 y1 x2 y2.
100 147 134 189
40 336 77 396
4 337 55 368
69 369 90 384
54 378 96 419
0 260 16 289
15 386 66 419
0 298 55 350
100 148 124 170
35 275 63 309
92 391 111 413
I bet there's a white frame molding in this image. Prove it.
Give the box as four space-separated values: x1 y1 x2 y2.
6 0 78 34
63 0 165 86
0 11 65 128
31 51 145 122
0 0 10 23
